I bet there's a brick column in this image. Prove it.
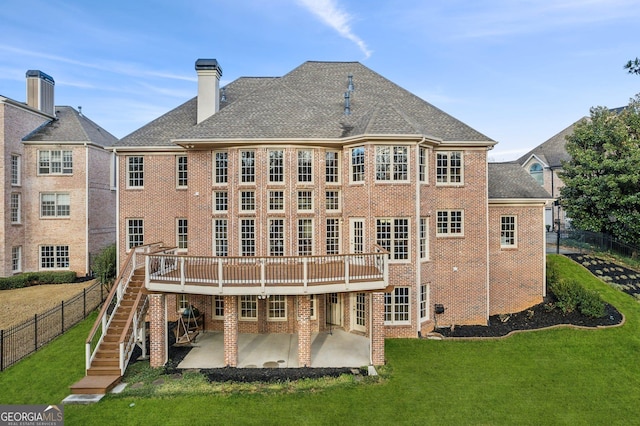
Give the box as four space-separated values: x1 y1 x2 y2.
149 294 167 368
224 295 238 367
297 295 312 367
371 292 385 366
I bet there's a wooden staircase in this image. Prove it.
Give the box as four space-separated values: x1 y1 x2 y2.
70 269 146 394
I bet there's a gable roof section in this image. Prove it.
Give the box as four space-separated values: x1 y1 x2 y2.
116 61 494 147
23 106 117 147
488 162 551 199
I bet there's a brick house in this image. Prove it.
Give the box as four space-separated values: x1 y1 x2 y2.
0 70 116 277
112 59 550 368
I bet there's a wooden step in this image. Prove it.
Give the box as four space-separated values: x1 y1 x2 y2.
87 366 121 376
70 375 121 394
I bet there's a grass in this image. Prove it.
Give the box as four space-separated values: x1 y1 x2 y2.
2 254 640 424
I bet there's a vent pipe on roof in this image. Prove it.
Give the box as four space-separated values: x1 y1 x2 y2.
195 59 223 124
347 74 354 92
344 91 351 115
26 70 55 116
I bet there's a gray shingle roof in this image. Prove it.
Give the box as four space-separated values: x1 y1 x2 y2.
488 162 551 199
516 120 580 168
116 61 493 147
23 106 117 147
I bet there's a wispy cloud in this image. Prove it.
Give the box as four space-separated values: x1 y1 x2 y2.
296 0 372 58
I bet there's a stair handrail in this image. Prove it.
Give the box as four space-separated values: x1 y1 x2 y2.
118 287 149 375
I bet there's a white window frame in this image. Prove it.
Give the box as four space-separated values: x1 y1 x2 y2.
11 154 20 186
297 190 313 211
310 294 317 320
268 149 284 183
127 218 144 250
326 218 340 255
177 218 188 251
214 151 228 184
176 155 188 188
214 191 228 212
501 215 517 248
325 151 340 184
375 146 408 182
127 156 144 188
10 193 21 224
269 218 285 256
214 219 228 256
268 190 284 212
40 245 70 269
239 295 258 320
419 147 427 183
384 287 410 325
420 217 429 259
376 218 410 261
436 210 464 237
351 146 365 183
297 150 313 183
268 295 287 321
40 193 70 218
240 218 256 256
240 150 255 184
12 246 22 273
325 190 340 212
529 163 544 185
240 190 256 212
213 295 224 319
436 151 463 185
298 218 313 256
38 150 73 175
420 284 428 320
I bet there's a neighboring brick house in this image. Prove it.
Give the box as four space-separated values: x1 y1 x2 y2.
113 59 550 367
0 70 116 277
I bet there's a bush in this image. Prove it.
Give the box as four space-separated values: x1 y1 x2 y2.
92 244 117 286
0 271 77 290
578 289 607 318
549 277 606 318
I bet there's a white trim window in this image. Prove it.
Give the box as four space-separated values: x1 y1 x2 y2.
297 190 313 211
436 210 464 236
501 215 517 248
420 284 428 320
40 193 70 218
376 218 409 260
214 151 228 184
177 218 188 250
325 151 340 183
39 150 72 175
269 149 284 183
240 150 255 183
127 156 144 188
127 219 144 249
214 191 228 212
11 154 20 186
214 219 228 256
384 287 410 325
269 218 285 256
240 219 256 256
240 190 255 212
12 246 22 273
298 150 313 183
419 147 427 183
213 295 224 319
436 151 463 185
310 294 316 320
419 217 429 259
298 219 313 256
40 245 69 269
268 295 287 321
10 193 21 224
176 156 188 188
326 218 340 255
351 146 365 182
529 163 544 185
325 190 340 211
239 295 258 320
376 146 408 181
268 190 284 212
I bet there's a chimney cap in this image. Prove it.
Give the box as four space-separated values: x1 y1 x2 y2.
195 59 222 75
26 70 55 85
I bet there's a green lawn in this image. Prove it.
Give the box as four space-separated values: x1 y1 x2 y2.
2 254 639 425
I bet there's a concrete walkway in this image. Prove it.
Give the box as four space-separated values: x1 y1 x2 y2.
178 329 370 369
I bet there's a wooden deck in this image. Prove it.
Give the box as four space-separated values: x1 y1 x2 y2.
69 375 121 394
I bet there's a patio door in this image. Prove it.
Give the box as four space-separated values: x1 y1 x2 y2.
350 218 365 266
326 293 342 326
351 292 366 333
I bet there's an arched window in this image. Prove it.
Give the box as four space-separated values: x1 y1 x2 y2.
529 163 543 185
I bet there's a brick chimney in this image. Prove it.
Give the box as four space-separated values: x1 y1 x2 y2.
26 70 55 116
195 59 222 124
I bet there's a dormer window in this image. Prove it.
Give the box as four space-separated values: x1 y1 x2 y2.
529 163 543 185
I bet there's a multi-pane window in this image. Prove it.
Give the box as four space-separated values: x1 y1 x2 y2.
241 219 256 256
375 146 408 181
419 147 427 183
269 219 285 256
326 218 340 255
529 163 543 185
240 191 255 212
11 154 20 185
214 191 228 212
240 150 255 183
351 147 365 182
268 191 284 211
214 219 228 256
177 294 189 312
40 245 69 269
298 150 313 182
420 217 428 259
269 150 284 183
420 284 428 320
298 219 313 256
501 215 517 247
213 295 224 319
436 151 462 184
39 150 73 175
10 193 20 224
177 156 188 188
325 151 339 183
177 218 188 250
268 295 287 320
40 193 70 217
376 218 409 260
12 246 22 273
297 191 313 211
127 156 144 187
239 295 258 320
214 152 228 184
127 219 144 249
310 294 316 319
436 210 464 236
325 191 340 211
384 287 410 324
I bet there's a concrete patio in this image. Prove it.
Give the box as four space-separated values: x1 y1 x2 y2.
177 329 371 369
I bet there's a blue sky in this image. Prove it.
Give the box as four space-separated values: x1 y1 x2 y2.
1 0 638 160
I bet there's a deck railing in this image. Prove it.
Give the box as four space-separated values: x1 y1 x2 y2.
145 246 388 294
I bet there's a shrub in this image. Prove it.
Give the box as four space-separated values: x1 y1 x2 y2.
549 277 606 318
92 244 117 286
0 271 77 290
578 289 607 318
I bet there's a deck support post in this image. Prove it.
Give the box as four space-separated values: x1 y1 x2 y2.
370 292 385 366
297 295 312 367
149 294 167 368
223 295 238 367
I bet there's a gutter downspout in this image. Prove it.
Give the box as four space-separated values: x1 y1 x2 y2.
114 148 120 272
415 138 424 337
85 142 89 275
485 149 490 324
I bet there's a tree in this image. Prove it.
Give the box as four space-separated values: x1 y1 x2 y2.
560 94 640 246
92 244 117 287
625 58 640 75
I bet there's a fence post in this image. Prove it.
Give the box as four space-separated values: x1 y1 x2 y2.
83 288 87 318
1 329 3 371
61 300 65 333
34 314 38 352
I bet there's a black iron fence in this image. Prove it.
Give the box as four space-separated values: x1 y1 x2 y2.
0 280 106 371
549 229 640 259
